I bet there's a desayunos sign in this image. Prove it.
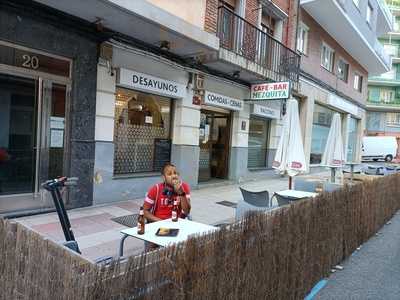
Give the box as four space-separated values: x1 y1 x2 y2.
117 68 186 98
250 81 290 100
204 91 243 111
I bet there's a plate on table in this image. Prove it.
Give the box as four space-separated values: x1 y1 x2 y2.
155 227 179 237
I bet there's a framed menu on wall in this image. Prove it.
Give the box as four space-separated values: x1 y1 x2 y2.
153 138 171 171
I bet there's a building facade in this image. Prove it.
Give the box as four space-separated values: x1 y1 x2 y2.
2 0 392 215
297 0 392 167
92 0 302 204
0 1 99 216
366 0 400 158
0 0 302 214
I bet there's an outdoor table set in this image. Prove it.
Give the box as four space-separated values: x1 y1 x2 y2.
275 189 318 200
119 218 218 257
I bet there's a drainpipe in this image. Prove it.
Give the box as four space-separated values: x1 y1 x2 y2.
294 0 300 51
285 0 291 47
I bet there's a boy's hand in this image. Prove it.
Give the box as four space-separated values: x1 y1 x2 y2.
172 178 183 194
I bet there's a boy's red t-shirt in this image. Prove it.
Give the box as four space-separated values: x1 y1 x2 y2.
143 182 191 220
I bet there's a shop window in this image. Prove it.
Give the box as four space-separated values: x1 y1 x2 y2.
113 88 172 175
296 23 309 55
347 117 358 162
366 112 383 131
310 104 335 164
353 73 363 92
248 118 269 168
337 58 349 82
321 42 334 72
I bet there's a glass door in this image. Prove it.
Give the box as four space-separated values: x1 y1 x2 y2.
0 74 68 215
0 74 37 196
198 110 231 182
248 118 269 168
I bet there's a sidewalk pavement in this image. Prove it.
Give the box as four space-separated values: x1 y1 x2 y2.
15 170 329 261
315 210 400 300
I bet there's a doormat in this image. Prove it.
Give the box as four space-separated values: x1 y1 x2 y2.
111 214 139 228
216 201 237 208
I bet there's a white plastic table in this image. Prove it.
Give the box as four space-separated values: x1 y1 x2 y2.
119 218 218 256
275 189 318 200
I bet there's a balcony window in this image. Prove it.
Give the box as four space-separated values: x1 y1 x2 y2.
261 14 275 36
383 44 397 57
296 22 309 55
380 68 396 80
387 113 400 126
337 58 349 82
381 89 395 103
368 87 380 102
394 17 400 32
353 73 363 92
321 42 334 72
366 3 373 25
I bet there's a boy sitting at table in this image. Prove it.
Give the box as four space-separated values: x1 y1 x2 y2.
143 163 191 223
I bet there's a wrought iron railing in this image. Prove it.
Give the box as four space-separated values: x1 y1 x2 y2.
217 6 300 82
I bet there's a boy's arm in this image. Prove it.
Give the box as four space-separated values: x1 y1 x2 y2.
143 208 162 223
175 182 191 215
143 186 162 222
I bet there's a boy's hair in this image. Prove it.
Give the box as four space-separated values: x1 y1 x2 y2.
161 163 176 175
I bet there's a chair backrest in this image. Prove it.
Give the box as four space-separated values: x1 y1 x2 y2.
363 165 378 175
384 168 396 175
294 179 320 193
236 188 270 220
274 193 291 207
323 182 341 192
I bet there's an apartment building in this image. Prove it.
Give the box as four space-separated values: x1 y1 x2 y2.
0 0 301 214
297 0 392 167
366 0 400 157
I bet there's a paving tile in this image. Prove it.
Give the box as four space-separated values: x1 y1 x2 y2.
77 229 123 249
115 201 141 212
96 206 132 217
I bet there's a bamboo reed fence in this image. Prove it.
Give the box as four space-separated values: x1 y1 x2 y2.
1 174 400 299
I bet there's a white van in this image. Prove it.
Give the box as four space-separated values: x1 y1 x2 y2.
362 136 398 162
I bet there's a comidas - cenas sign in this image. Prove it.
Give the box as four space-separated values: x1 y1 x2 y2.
250 81 290 100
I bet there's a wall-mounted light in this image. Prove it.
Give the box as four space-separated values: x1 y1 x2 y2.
160 40 170 51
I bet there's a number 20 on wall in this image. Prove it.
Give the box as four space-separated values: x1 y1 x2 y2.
22 54 40 70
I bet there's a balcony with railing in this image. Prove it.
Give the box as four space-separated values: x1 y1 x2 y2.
202 6 300 85
367 98 400 106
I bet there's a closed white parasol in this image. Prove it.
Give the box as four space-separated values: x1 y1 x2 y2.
272 98 307 188
321 113 345 182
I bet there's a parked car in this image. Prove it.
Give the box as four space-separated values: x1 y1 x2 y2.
362 136 398 162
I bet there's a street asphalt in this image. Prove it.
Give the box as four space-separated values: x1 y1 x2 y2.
315 210 400 300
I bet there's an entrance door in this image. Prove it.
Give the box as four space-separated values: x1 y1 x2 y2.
198 110 231 182
0 74 68 215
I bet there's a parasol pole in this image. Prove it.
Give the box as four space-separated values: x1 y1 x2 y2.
330 167 336 183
